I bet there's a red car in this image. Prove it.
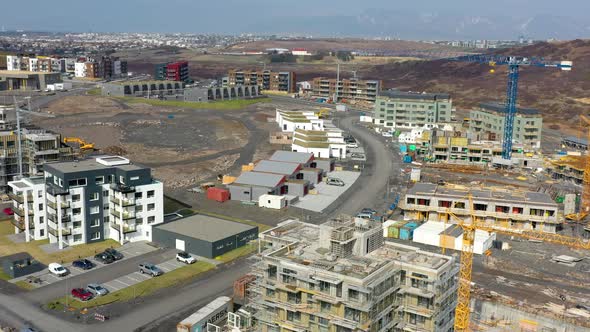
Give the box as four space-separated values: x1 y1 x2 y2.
3 208 13 216
71 288 93 301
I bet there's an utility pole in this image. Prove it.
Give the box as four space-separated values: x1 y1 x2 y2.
13 96 23 179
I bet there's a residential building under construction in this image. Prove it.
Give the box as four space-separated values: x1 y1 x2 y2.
546 155 585 185
400 183 562 233
247 218 458 332
311 77 381 103
373 91 454 129
227 70 296 93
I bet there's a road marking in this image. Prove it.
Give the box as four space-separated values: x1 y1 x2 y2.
159 266 172 272
113 279 131 287
133 272 150 279
104 282 121 291
126 275 141 283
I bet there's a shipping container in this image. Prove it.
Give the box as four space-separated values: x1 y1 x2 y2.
207 187 230 203
386 220 408 239
403 155 413 163
177 296 233 332
399 222 420 240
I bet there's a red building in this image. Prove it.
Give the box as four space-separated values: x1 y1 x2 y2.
166 61 189 83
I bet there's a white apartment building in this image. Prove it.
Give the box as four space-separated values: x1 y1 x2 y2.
8 156 164 249
292 127 347 159
74 62 87 78
275 109 324 132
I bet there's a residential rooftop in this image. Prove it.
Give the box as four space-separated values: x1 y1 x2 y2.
44 155 146 174
269 151 314 164
234 171 286 188
379 90 451 101
479 102 539 115
253 160 301 175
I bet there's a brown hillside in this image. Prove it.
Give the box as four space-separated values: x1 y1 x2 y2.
368 39 590 126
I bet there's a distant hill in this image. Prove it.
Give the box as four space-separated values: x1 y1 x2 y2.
368 39 590 125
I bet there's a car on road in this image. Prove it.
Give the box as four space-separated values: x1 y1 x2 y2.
104 248 124 260
176 252 196 264
94 252 115 264
361 208 377 215
350 153 366 160
48 263 68 277
326 177 345 186
87 283 109 296
71 288 93 301
72 259 94 270
356 212 374 220
139 263 164 277
346 142 359 148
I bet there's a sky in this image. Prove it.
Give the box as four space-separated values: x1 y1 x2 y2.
2 0 589 39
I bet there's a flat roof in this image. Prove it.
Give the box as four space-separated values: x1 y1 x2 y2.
0 70 60 76
269 151 314 164
379 90 450 101
234 171 286 188
479 102 539 115
46 156 147 174
155 214 256 242
253 160 301 175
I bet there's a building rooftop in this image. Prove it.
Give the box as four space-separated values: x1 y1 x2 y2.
234 171 286 188
155 214 256 242
269 151 314 164
0 70 59 76
379 90 451 101
407 182 556 206
45 156 146 174
260 219 451 281
253 160 301 176
479 102 539 115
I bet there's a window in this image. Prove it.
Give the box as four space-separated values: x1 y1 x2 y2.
103 190 109 197
39 216 44 224
73 221 81 228
103 216 110 223
95 176 104 184
89 206 99 214
71 194 81 202
135 218 143 224
91 232 100 240
59 179 63 187
147 190 155 198
147 203 155 211
345 307 361 322
287 292 301 304
38 190 43 198
90 218 100 227
266 288 275 297
135 192 143 199
40 229 44 237
320 301 331 313
38 203 43 211
348 288 359 300
90 192 99 201
319 280 331 293
68 178 87 187
136 205 143 212
147 216 155 224
74 234 82 242
286 311 300 322
267 265 277 279
72 208 81 215
130 176 139 181
318 317 329 326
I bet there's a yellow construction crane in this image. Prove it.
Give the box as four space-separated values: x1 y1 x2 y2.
63 137 95 151
315 108 330 119
447 195 590 331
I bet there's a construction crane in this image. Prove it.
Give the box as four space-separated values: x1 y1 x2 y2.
449 55 572 160
447 195 590 331
63 137 95 150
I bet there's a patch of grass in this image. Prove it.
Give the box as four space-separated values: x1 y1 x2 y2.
164 195 190 214
215 242 257 263
117 97 271 110
0 219 121 265
14 280 35 290
49 261 215 310
0 269 11 281
191 210 271 232
177 208 194 217
86 88 101 95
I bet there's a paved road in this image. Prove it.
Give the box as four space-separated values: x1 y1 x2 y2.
24 248 174 304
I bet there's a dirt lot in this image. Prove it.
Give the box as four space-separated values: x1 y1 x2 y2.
35 96 278 190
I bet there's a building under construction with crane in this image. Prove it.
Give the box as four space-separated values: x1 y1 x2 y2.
246 218 458 332
399 183 562 233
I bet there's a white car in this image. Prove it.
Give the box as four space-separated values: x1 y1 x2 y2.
48 263 68 277
346 142 359 148
176 252 196 264
382 131 393 137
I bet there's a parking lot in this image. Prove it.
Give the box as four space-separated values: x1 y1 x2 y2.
101 258 185 292
10 242 158 289
293 170 361 212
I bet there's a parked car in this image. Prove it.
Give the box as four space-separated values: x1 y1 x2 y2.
356 212 374 220
3 207 13 216
72 259 94 270
139 263 164 277
350 153 366 160
94 252 115 264
382 131 393 137
346 142 359 148
104 248 124 260
48 263 68 277
361 208 377 215
176 252 196 264
71 288 93 301
326 177 345 187
87 283 109 296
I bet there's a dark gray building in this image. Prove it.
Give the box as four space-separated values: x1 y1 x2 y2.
228 172 287 202
152 214 258 258
101 80 184 97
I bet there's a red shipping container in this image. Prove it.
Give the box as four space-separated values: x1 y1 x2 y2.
207 187 230 202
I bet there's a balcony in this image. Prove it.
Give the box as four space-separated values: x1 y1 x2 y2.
47 200 70 210
110 197 136 207
48 227 72 237
13 208 33 217
46 183 68 196
110 223 137 234
8 192 32 204
11 218 34 231
110 209 136 220
111 183 135 193
48 213 71 223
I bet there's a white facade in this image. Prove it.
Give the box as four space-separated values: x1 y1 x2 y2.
28 58 38 72
6 55 23 71
292 127 347 159
275 109 324 132
8 178 47 242
258 194 287 209
291 49 311 56
74 62 87 78
412 221 496 255
113 60 122 76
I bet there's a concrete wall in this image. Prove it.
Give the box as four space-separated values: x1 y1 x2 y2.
286 182 307 197
301 170 321 185
229 184 278 202
210 227 258 257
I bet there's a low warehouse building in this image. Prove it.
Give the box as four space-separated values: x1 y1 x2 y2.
184 85 261 102
228 172 287 202
101 80 184 97
152 214 258 258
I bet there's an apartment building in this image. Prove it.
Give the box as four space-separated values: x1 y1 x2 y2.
74 62 99 78
311 77 381 103
400 182 562 233
469 102 543 149
276 109 324 132
7 55 65 73
227 70 296 93
249 218 458 332
292 128 347 159
374 91 454 129
7 55 31 71
8 156 163 248
166 61 190 83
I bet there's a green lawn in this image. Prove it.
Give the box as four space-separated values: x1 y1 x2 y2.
191 209 271 232
215 243 258 263
86 88 101 95
117 97 271 110
50 261 215 310
15 280 35 290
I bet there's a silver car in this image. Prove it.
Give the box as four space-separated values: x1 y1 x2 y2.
87 283 109 296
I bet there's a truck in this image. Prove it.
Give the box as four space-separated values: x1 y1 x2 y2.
177 296 233 332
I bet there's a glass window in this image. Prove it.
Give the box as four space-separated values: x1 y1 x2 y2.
90 206 99 214
39 216 44 224
90 218 100 227
74 234 82 242
147 190 155 198
91 232 100 240
320 301 331 313
103 216 110 223
147 203 155 211
148 216 155 223
135 192 143 199
40 229 44 237
130 176 139 181
95 176 104 184
72 208 81 215
90 192 99 201
38 203 43 211
103 190 109 197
